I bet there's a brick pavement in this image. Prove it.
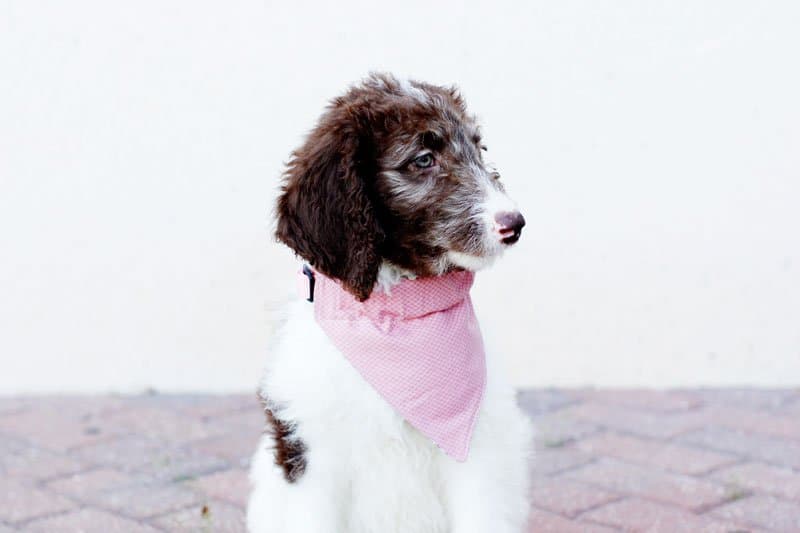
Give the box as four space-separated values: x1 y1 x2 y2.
0 389 798 532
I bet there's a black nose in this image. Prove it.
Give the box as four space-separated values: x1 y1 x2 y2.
494 211 526 245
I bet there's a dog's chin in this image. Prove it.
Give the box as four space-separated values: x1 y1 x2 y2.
445 249 501 272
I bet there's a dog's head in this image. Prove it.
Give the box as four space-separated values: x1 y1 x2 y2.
276 73 525 301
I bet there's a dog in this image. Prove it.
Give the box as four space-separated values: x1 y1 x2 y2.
247 73 532 533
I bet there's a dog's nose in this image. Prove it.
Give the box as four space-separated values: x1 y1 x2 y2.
494 211 526 245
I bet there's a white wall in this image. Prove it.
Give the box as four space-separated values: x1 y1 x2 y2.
1 1 798 393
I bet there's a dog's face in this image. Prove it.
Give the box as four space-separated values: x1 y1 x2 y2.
277 74 525 301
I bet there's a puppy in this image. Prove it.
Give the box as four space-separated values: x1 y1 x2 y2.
248 73 532 533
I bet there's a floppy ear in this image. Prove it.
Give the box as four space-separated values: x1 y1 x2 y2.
275 107 383 301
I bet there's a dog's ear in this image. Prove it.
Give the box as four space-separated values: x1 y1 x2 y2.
276 105 383 301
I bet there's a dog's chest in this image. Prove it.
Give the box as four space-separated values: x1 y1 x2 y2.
263 300 451 531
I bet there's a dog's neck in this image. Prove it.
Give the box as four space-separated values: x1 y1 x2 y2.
376 262 417 295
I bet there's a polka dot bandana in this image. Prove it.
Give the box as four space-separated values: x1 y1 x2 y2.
306 268 486 462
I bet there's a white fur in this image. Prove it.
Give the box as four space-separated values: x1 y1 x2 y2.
247 279 533 532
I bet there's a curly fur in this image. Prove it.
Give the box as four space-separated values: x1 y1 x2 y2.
250 73 531 533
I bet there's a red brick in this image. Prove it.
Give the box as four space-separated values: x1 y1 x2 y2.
529 448 595 477
777 395 800 416
574 389 701 412
559 403 706 439
189 469 250 508
708 462 800 502
527 507 616 533
576 432 737 475
153 500 246 532
212 408 266 435
711 495 800 531
677 427 800 469
98 406 227 444
73 435 227 481
533 411 601 447
517 389 579 416
47 468 140 497
0 446 87 481
0 479 74 524
701 406 800 441
25 508 160 533
0 406 127 451
529 478 619 517
562 458 729 511
175 395 261 422
85 483 204 519
190 433 258 468
584 498 749 532
686 388 798 410
0 398 29 416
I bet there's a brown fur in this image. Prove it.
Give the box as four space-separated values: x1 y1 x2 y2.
260 395 307 483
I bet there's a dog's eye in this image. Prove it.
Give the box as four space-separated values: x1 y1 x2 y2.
480 145 488 152
413 153 435 169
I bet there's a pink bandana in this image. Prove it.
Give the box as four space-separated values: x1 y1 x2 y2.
303 268 486 462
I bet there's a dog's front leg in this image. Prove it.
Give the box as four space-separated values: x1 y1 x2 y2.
441 403 533 533
280 472 342 533
247 442 343 533
443 460 529 533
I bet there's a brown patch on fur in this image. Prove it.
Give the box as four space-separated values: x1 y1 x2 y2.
276 73 507 298
260 395 307 483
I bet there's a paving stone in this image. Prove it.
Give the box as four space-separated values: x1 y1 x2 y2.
70 436 165 470
561 458 730 511
0 479 74 524
190 433 258 468
152 500 246 532
2 391 798 533
584 498 752 532
0 436 27 455
530 448 595 477
529 478 620 517
0 398 29 416
684 388 799 410
0 406 127 451
517 389 579 416
526 507 616 533
32 395 129 414
701 406 800 441
776 395 800 416
97 406 228 444
211 408 266 435
677 427 800 469
0 445 87 481
708 462 800 502
25 508 160 533
711 495 800 532
573 389 701 412
532 412 601 448
189 469 250 508
170 394 259 420
85 483 204 519
47 468 143 498
576 432 738 475
558 403 706 439
73 435 227 482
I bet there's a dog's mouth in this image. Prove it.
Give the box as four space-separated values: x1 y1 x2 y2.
445 248 501 272
500 230 522 245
